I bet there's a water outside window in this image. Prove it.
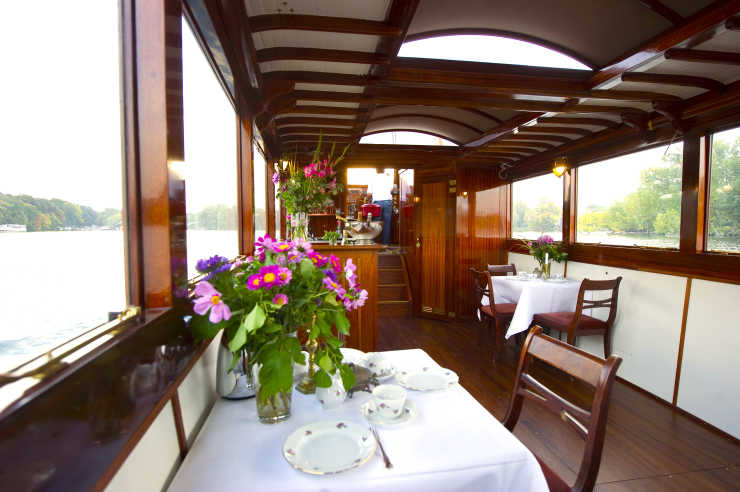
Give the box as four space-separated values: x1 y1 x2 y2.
577 143 683 248
183 20 238 277
511 174 563 241
707 127 740 252
0 1 125 372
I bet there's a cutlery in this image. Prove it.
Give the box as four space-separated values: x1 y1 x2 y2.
370 425 393 469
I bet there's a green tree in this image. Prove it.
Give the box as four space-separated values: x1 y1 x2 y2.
708 137 740 237
512 200 529 230
525 198 561 233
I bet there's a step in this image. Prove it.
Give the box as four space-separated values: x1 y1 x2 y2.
378 300 410 317
378 254 402 268
378 284 408 301
378 268 404 284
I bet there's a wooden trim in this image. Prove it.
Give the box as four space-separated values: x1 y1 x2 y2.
562 167 577 245
538 116 620 128
638 0 684 25
404 28 598 70
680 133 702 253
171 392 188 459
665 48 740 64
275 117 356 127
697 133 711 252
248 13 403 36
262 71 372 87
673 277 692 407
237 111 255 254
266 160 276 238
519 125 592 137
620 72 726 92
256 47 389 65
275 105 367 116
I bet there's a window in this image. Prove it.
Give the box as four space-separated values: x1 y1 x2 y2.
0 1 125 372
274 163 282 240
707 127 740 253
253 143 267 240
360 131 456 146
398 35 591 70
512 174 563 241
182 20 238 277
577 143 683 248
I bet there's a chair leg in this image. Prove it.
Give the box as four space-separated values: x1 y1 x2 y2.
603 331 611 358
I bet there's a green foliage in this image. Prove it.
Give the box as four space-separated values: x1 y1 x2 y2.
0 193 121 231
708 137 740 238
187 204 238 231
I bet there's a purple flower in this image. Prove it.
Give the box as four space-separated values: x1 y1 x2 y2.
329 254 342 275
273 293 289 307
344 259 358 287
292 238 313 254
193 281 232 323
272 171 280 184
196 255 229 274
247 274 263 290
270 241 292 254
308 251 329 268
259 265 282 288
323 268 338 283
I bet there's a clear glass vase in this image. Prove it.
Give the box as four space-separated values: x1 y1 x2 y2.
252 364 292 424
539 260 551 279
290 212 309 239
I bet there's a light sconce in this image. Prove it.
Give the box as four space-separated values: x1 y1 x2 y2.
413 196 420 203
552 156 568 178
462 191 468 197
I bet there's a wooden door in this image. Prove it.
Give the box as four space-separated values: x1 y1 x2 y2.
419 180 448 316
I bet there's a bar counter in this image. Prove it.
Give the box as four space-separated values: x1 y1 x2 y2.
313 243 386 352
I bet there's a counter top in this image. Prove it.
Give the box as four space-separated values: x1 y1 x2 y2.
312 243 387 252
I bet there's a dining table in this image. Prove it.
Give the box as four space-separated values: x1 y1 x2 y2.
168 348 548 492
482 276 582 339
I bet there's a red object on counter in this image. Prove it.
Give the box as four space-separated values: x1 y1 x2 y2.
360 203 381 218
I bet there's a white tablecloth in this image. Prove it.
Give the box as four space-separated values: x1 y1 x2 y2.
482 278 581 338
168 349 547 492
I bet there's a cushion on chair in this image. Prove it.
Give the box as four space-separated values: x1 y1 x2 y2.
532 312 607 333
480 303 517 320
535 455 571 492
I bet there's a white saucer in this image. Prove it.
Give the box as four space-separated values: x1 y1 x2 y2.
361 400 418 426
397 367 459 391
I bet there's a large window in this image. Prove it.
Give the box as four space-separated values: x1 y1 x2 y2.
707 127 740 252
0 1 125 372
183 20 238 277
577 143 683 248
512 174 563 241
253 143 267 240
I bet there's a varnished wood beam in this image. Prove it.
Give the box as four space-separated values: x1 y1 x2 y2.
460 108 503 124
277 126 353 135
487 142 553 151
368 113 483 133
499 136 562 147
538 116 620 128
727 15 740 29
589 0 740 87
621 72 726 92
664 48 740 65
256 47 389 65
466 114 545 147
293 90 372 104
276 105 366 116
248 14 402 36
519 126 592 137
638 0 684 25
262 71 373 87
275 117 355 127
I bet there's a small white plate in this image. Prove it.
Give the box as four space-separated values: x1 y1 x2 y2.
340 347 366 365
545 277 568 283
283 421 376 475
362 399 418 426
397 367 459 391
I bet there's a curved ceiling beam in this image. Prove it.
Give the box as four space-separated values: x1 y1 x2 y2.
518 125 592 137
537 116 620 128
275 117 356 127
458 108 503 124
368 113 484 133
256 47 389 65
403 28 599 70
620 72 725 92
278 126 353 135
664 48 740 65
361 129 462 146
502 133 571 144
249 14 402 36
637 0 684 25
262 71 374 87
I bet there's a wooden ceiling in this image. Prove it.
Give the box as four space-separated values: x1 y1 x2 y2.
191 0 740 178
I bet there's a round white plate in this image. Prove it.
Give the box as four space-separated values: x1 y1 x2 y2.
359 353 396 380
340 347 366 365
283 421 376 475
545 278 568 283
362 399 418 426
397 367 459 391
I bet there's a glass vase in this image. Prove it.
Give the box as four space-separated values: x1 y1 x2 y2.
539 260 551 279
252 364 292 424
291 212 309 239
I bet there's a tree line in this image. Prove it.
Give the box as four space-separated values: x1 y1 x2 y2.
187 204 265 230
513 136 738 238
0 193 121 231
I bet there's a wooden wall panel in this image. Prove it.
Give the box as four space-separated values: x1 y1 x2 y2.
398 169 416 297
455 167 509 318
419 181 448 315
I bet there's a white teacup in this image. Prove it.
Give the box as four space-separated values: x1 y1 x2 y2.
362 353 393 377
371 384 406 420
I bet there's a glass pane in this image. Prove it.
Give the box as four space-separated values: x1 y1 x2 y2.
359 131 456 146
511 174 563 241
0 1 125 371
183 21 238 277
707 127 740 252
274 164 282 240
577 143 683 248
254 144 267 240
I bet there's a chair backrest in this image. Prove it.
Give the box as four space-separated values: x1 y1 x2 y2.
488 263 517 276
470 268 492 309
503 326 621 492
574 277 622 328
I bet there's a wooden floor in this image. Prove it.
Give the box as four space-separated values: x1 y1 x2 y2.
377 315 740 491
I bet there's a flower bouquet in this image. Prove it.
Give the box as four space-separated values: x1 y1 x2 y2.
525 235 568 278
190 236 367 422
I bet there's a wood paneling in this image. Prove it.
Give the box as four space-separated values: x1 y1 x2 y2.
680 134 703 253
312 245 383 352
455 168 509 318
420 181 448 316
237 112 254 254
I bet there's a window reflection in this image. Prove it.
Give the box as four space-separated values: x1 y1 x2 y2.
707 127 740 253
182 20 238 276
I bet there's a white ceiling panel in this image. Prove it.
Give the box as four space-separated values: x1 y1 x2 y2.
259 60 371 75
646 60 740 85
252 30 380 51
296 100 360 108
612 80 705 100
364 116 479 144
278 122 353 128
577 99 653 112
294 83 365 93
276 113 357 119
245 0 391 21
693 29 740 53
660 0 714 17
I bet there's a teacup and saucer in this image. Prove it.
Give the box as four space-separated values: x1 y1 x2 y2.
361 384 417 426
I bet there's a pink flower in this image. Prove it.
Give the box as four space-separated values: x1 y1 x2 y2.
193 281 231 323
309 251 329 268
292 238 313 254
247 274 263 290
329 254 342 275
273 293 289 307
272 171 280 184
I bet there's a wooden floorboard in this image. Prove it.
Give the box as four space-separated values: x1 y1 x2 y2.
377 315 740 491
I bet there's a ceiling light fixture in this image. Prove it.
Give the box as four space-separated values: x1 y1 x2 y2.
552 156 568 177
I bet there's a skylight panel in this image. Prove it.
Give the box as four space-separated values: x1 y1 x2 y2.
360 131 457 146
398 35 591 70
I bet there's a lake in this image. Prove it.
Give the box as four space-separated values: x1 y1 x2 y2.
0 229 238 372
515 231 740 252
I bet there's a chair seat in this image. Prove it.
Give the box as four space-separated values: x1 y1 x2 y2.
535 455 570 492
480 302 517 320
532 311 607 333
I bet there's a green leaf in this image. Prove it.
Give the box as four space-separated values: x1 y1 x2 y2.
339 363 356 392
314 369 332 388
318 354 334 374
263 321 282 333
299 258 315 277
227 319 247 352
334 313 350 335
190 315 222 340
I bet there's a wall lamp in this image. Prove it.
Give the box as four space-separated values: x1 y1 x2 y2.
552 156 568 178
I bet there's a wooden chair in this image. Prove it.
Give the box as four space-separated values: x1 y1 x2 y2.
470 268 517 355
532 277 622 357
503 326 622 492
487 263 517 276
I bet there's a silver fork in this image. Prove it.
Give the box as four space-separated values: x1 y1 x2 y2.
371 426 393 469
